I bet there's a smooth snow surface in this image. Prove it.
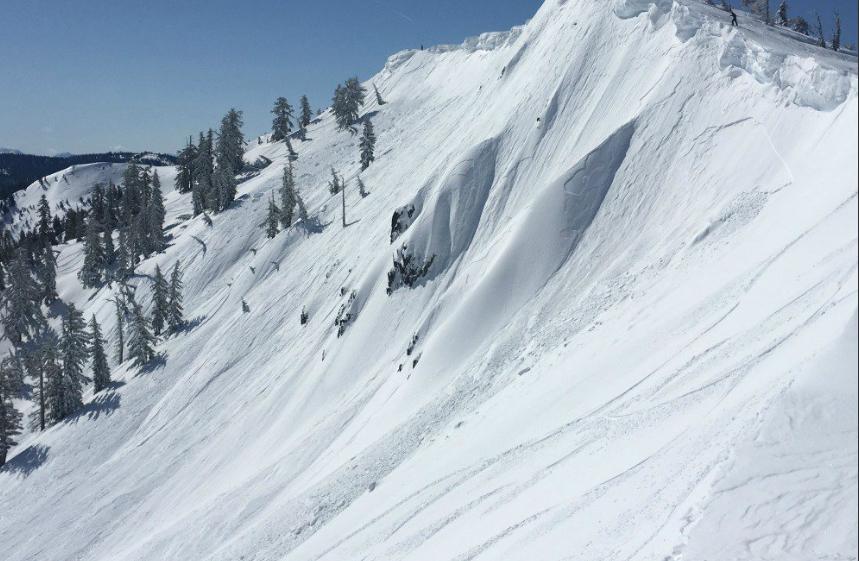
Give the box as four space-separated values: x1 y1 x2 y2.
1 1 857 560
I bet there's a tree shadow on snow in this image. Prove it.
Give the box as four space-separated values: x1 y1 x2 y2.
137 352 167 376
46 299 70 319
2 445 49 478
179 315 206 333
67 383 125 423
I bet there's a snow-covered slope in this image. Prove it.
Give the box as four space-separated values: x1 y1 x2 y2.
2 1 857 560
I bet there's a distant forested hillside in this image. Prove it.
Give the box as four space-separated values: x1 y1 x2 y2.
0 151 176 200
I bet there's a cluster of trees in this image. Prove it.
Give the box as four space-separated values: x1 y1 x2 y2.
79 163 166 287
731 1 846 51
264 161 310 238
0 256 185 466
174 109 246 216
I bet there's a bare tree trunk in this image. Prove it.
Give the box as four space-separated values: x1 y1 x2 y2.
342 181 347 228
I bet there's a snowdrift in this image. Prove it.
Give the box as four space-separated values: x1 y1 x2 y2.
2 1 857 560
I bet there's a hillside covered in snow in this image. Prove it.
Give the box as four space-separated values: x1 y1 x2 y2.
1 1 857 560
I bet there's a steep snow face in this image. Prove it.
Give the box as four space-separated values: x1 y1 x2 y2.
1 1 857 560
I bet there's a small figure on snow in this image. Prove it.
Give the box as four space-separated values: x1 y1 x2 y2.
730 7 738 27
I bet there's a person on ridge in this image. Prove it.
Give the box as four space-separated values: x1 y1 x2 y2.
730 7 738 27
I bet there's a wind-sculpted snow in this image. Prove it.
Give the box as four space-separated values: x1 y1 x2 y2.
1 1 856 560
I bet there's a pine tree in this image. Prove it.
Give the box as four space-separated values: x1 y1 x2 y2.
116 228 131 279
0 355 23 467
279 161 297 228
167 262 184 334
151 265 169 337
360 120 376 170
213 165 237 212
37 195 52 243
271 97 295 142
103 228 116 273
216 108 245 175
299 95 313 131
79 218 104 288
193 130 215 214
327 167 343 195
373 83 386 106
30 329 60 431
816 12 826 47
114 296 125 364
1 250 45 346
265 194 281 238
35 244 58 305
55 303 89 422
91 182 107 225
832 12 841 51
332 78 366 132
776 1 788 25
175 136 197 193
89 315 110 393
128 299 155 367
148 171 166 251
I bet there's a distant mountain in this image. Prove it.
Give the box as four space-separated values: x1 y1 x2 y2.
0 150 177 199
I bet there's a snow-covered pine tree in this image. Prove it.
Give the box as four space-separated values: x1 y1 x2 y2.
1 250 45 346
776 1 788 25
373 83 386 106
151 265 169 337
332 78 366 132
271 97 294 142
148 170 166 252
35 243 58 305
327 167 343 195
139 166 153 210
216 108 245 175
0 355 23 467
279 161 297 228
55 303 89 422
89 315 110 393
299 95 313 130
79 218 104 288
266 195 281 238
357 176 369 198
213 165 237 212
91 182 107 225
116 228 131 279
37 195 52 243
360 120 376 170
128 298 155 367
193 130 215 213
832 12 841 51
29 329 60 431
816 12 826 47
167 262 184 333
175 136 197 194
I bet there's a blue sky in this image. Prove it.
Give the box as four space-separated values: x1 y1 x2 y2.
1 0 854 156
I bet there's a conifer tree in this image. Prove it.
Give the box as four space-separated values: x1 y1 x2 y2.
0 354 23 467
35 244 58 305
89 315 110 393
128 298 155 367
332 78 366 131
103 228 116 274
776 1 788 25
91 182 107 225
30 329 60 431
271 97 295 142
1 250 45 346
358 176 369 198
216 108 245 175
37 195 53 243
79 218 104 288
832 12 841 51
327 167 343 195
373 83 386 106
816 12 826 47
175 136 197 193
213 165 237 212
55 304 89 422
151 265 169 337
299 95 313 131
116 228 131 279
360 120 376 170
266 195 281 238
167 262 184 334
148 170 166 251
193 130 215 214
279 161 297 228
